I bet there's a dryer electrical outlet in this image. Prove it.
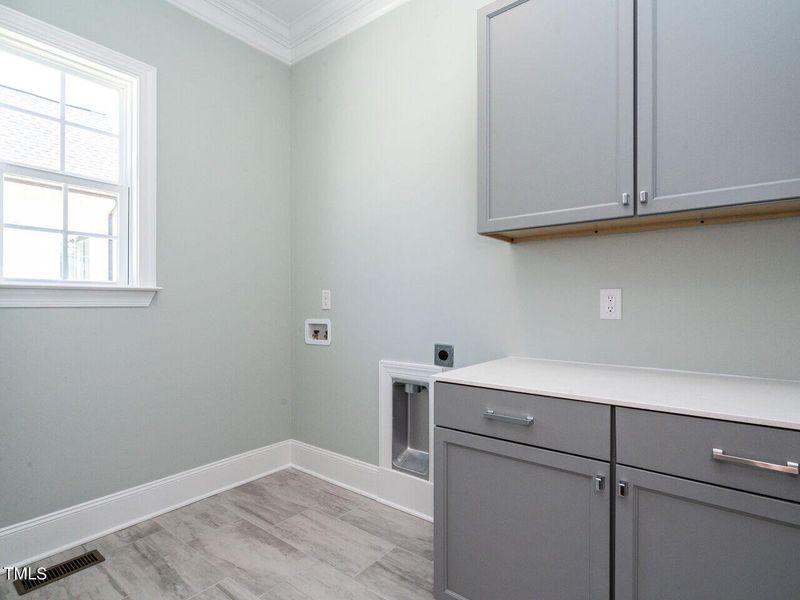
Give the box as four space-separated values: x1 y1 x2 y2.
435 344 454 367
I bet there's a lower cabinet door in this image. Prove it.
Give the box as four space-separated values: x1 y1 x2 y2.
615 466 800 600
434 427 610 600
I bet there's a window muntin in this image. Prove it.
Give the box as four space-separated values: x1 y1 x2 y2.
0 40 132 285
0 49 60 117
2 174 122 282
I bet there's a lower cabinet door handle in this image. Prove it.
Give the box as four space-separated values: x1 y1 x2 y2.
712 448 799 475
483 409 534 426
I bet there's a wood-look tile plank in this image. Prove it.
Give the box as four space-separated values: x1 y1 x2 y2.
267 509 394 577
187 577 261 600
340 502 433 561
155 495 242 542
216 482 307 530
0 577 14 600
2 470 434 600
356 547 434 600
187 519 315 596
85 520 164 555
261 562 383 600
259 470 367 517
259 585 313 600
103 529 223 600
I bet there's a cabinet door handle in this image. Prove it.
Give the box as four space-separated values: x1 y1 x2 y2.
639 190 649 205
483 409 534 426
712 448 799 475
594 475 606 492
621 193 631 206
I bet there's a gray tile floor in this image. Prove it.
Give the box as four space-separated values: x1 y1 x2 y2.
1 469 434 600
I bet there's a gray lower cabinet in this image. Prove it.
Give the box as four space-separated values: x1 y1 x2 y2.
477 0 634 233
434 384 800 598
615 466 800 600
616 408 800 503
434 426 610 600
435 382 611 460
636 0 800 215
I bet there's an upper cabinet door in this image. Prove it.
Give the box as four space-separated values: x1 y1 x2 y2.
637 0 800 215
478 0 634 233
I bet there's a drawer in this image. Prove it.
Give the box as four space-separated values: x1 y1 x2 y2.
434 382 610 460
617 408 800 503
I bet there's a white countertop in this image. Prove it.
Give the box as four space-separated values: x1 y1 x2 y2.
434 357 800 430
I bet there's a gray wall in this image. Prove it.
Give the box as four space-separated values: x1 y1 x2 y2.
2 0 799 528
0 0 292 527
290 0 800 464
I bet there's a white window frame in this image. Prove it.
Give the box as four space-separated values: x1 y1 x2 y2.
0 5 157 307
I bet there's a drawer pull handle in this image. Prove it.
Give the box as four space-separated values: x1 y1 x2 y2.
483 409 534 426
712 448 799 476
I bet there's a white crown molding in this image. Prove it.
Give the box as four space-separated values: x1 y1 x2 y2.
165 0 292 63
290 0 412 63
165 0 412 65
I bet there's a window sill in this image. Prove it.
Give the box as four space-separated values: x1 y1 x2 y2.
0 284 160 308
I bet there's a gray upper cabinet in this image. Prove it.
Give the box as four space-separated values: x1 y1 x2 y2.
615 466 800 600
434 427 610 600
637 0 800 215
478 0 634 233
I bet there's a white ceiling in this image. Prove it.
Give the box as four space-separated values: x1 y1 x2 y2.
166 0 412 64
250 0 329 25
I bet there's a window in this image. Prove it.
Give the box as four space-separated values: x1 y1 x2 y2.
0 6 156 307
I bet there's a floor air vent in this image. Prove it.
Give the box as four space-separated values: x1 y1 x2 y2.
13 549 105 596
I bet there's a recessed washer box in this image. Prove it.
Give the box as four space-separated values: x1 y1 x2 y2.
304 319 331 345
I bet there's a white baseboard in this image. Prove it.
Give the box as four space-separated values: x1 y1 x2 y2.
0 440 292 568
0 439 431 568
292 440 433 521
377 467 433 519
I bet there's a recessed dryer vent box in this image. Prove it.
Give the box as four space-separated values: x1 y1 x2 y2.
305 319 331 345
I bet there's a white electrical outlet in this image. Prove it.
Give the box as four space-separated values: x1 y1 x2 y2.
321 289 331 310
600 289 622 320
